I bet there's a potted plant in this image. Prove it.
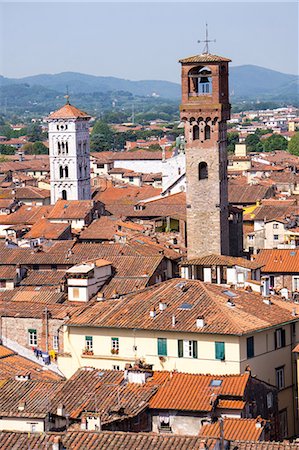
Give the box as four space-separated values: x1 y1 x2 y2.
82 348 93 356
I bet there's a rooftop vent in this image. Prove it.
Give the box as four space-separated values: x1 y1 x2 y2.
150 308 156 319
172 314 176 327
176 281 187 291
196 317 205 328
263 298 272 305
222 290 237 298
18 401 26 412
226 299 235 307
159 302 167 311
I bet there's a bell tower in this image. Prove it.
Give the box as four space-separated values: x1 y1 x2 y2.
47 99 91 204
179 52 231 258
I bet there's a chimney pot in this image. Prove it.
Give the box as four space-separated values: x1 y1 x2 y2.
150 308 156 318
172 314 176 327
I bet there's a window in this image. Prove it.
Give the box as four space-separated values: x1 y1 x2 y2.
72 287 80 299
273 223 279 229
85 336 93 351
204 124 211 140
28 329 37 347
62 190 67 200
274 234 279 240
248 235 254 241
129 176 134 182
215 341 225 360
275 328 286 349
198 162 208 180
267 392 273 409
247 336 254 359
111 337 119 354
157 338 167 356
178 340 197 358
98 164 104 169
159 414 171 432
30 423 37 432
65 166 69 178
279 409 288 438
0 280 6 289
59 166 64 179
32 264 39 271
51 264 57 271
113 365 120 371
193 125 199 140
53 335 59 351
276 366 285 390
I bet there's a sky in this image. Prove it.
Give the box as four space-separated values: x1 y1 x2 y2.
0 1 298 82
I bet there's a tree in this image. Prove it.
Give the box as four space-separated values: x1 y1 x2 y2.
90 120 114 151
227 132 239 153
27 123 44 142
288 132 299 156
0 144 15 155
263 134 287 152
22 141 48 154
245 134 263 152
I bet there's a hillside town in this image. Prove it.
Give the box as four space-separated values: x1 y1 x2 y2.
0 47 299 450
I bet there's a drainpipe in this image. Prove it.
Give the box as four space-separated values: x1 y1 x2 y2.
44 307 49 353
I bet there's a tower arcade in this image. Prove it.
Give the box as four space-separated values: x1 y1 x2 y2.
179 53 231 258
47 101 91 204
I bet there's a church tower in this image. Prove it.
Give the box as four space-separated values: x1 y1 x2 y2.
47 100 91 204
179 52 231 258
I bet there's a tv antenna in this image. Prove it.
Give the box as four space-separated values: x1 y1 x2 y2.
197 22 216 54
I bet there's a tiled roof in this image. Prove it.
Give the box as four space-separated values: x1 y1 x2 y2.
254 249 299 273
66 279 298 335
199 418 265 441
19 270 67 287
15 187 50 200
217 399 246 409
179 53 231 63
228 184 273 205
180 254 262 269
149 372 249 411
0 378 63 418
112 150 173 161
24 219 71 239
229 441 299 449
0 345 62 381
48 199 94 220
0 300 80 320
47 103 90 119
0 431 211 450
244 205 299 222
0 205 53 225
0 265 16 280
79 216 118 240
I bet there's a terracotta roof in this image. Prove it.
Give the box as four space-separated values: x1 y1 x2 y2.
0 265 17 280
150 372 249 411
0 300 80 320
47 103 90 119
229 441 299 449
66 279 298 335
228 184 273 205
199 418 265 441
0 378 63 418
0 431 210 450
244 205 299 222
0 205 53 226
79 216 118 241
15 187 50 200
180 254 262 269
48 200 94 220
0 345 62 381
24 219 71 239
179 53 231 63
19 270 66 287
217 399 246 409
254 249 299 273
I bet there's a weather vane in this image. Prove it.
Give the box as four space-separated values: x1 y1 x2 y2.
198 22 216 54
64 85 70 104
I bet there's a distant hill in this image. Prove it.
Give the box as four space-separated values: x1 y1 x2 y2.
0 65 298 101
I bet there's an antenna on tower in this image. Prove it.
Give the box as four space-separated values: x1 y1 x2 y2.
197 22 216 54
64 85 70 104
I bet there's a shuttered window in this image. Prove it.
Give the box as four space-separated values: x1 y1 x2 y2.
157 338 167 356
178 340 197 358
215 341 225 360
275 328 286 349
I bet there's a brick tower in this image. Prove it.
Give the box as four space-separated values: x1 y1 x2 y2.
179 52 231 258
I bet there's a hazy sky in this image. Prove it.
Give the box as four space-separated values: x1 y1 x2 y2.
0 1 298 82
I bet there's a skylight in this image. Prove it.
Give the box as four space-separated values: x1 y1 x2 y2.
222 290 237 298
179 303 193 310
210 379 223 387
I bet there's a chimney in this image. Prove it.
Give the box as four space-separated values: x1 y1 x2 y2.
172 314 176 327
196 317 205 328
292 308 297 317
159 302 167 311
56 403 65 416
150 308 156 318
18 401 26 412
52 436 62 450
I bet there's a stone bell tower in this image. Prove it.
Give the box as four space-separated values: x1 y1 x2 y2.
179 52 231 258
47 99 91 204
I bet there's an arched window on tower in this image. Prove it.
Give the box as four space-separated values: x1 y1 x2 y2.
61 142 65 154
65 142 68 154
188 66 212 96
58 142 61 154
204 124 211 140
65 166 69 178
193 125 199 140
62 190 67 200
79 165 82 177
198 162 208 180
59 166 64 179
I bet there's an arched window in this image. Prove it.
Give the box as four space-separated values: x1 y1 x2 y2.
204 125 211 140
58 142 61 154
188 66 212 96
198 162 208 180
65 142 68 154
62 190 67 200
79 165 82 177
193 125 199 140
59 166 64 179
65 166 69 178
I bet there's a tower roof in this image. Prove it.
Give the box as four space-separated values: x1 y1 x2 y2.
47 103 91 120
179 53 231 64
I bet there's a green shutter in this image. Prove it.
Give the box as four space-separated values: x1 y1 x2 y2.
157 338 167 356
85 336 92 341
28 329 36 334
192 341 198 359
215 342 225 360
178 340 183 358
